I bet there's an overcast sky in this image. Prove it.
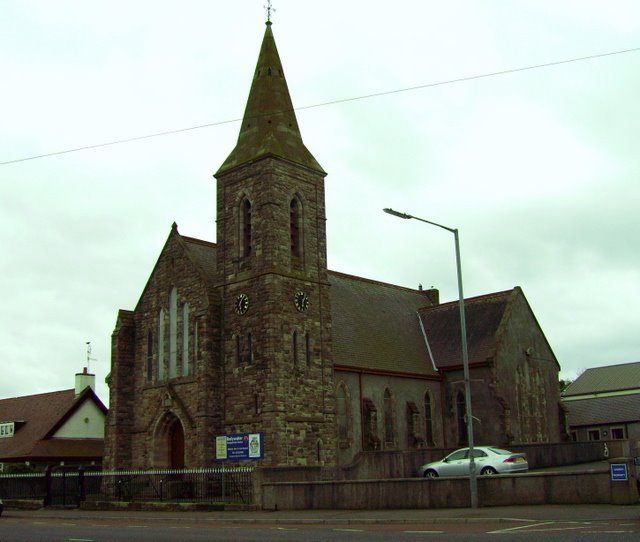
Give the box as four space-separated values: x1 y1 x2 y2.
2 1 638 403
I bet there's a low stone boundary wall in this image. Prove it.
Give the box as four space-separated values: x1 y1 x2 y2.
262 462 639 510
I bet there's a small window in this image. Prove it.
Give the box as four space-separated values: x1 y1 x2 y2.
336 383 350 447
290 198 301 257
362 398 380 451
241 198 252 258
158 309 165 381
182 303 190 376
588 429 601 441
383 388 394 447
292 331 298 366
424 391 435 447
247 332 253 364
611 427 625 440
235 335 241 365
169 288 178 378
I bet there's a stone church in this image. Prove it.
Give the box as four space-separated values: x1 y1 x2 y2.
104 21 565 471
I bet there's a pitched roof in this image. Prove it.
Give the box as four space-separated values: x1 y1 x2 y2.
417 289 514 369
182 235 217 283
217 22 323 174
0 387 106 462
153 233 522 380
563 394 640 426
563 361 640 397
329 271 438 377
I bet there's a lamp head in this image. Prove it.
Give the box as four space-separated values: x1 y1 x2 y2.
383 208 412 220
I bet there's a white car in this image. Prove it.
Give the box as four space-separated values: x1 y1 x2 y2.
418 446 528 477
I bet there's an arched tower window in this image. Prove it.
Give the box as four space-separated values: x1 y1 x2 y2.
247 332 253 365
240 198 252 258
169 288 178 378
424 391 435 446
292 331 298 366
290 197 301 258
235 334 241 365
383 388 395 448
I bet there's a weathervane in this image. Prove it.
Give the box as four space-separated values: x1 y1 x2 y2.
265 0 275 22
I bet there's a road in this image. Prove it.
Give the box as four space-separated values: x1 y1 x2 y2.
1 512 639 541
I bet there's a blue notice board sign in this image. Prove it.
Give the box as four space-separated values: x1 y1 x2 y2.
610 463 628 481
216 432 264 461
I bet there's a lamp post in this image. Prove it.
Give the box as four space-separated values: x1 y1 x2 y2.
383 207 478 509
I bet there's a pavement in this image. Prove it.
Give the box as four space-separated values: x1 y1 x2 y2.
5 503 640 525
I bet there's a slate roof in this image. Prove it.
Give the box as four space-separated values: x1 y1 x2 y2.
182 235 217 283
417 289 513 369
563 394 640 426
0 387 106 462
563 361 640 397
170 233 520 379
329 271 437 376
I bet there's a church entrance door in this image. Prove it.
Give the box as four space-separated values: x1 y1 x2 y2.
169 418 185 469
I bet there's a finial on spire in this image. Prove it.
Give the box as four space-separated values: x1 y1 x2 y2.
264 0 275 23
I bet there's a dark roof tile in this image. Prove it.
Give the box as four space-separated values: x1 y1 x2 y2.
329 271 437 376
563 362 640 397
418 290 513 369
564 394 640 426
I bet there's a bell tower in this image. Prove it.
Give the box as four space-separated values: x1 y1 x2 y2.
215 21 336 467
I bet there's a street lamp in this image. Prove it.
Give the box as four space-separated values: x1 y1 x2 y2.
383 207 478 509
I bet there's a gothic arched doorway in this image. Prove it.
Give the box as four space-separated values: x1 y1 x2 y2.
153 411 185 468
169 418 185 469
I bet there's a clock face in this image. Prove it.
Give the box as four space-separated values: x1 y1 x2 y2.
235 293 249 315
294 290 309 312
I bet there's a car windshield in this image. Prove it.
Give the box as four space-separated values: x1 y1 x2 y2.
488 447 513 455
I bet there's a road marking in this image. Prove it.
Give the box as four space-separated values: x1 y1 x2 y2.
273 527 298 530
489 521 554 533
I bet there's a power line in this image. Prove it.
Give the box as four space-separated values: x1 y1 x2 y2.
2 46 638 167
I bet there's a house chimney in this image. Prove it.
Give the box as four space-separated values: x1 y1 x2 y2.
75 367 95 396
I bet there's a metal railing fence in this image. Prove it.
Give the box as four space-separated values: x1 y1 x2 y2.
0 466 254 507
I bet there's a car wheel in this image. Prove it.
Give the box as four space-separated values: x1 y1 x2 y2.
423 469 438 478
480 466 498 475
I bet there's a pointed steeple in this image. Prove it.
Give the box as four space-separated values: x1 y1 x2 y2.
217 22 324 174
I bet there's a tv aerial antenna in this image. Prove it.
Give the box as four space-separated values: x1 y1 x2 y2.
85 341 97 373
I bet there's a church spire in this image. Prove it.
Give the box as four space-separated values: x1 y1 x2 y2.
217 21 324 174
